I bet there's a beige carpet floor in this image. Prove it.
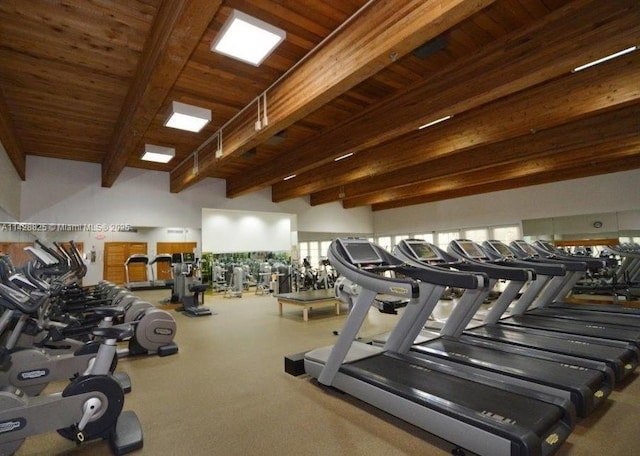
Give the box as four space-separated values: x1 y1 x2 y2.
16 289 640 456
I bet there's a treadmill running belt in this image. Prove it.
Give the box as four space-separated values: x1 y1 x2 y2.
501 315 640 347
342 352 563 436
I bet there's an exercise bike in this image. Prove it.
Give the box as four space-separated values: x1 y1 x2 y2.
0 283 143 455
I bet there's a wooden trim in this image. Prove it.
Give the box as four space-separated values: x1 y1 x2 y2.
101 0 222 188
555 239 619 247
170 0 494 193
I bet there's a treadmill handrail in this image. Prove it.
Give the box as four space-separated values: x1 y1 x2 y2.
329 240 485 294
447 240 535 282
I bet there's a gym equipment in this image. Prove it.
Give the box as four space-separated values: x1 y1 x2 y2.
124 254 151 290
442 239 638 383
392 239 611 417
172 253 212 316
0 283 143 455
305 238 573 456
484 240 640 326
149 254 174 288
224 266 243 298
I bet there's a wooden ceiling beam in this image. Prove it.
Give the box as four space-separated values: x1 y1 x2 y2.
170 0 495 193
258 0 640 201
280 49 640 205
313 104 640 206
370 137 640 211
0 88 25 179
101 0 222 188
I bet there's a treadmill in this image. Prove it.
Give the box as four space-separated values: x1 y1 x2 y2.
511 240 640 316
439 239 638 384
484 240 640 328
305 238 573 456
391 240 611 417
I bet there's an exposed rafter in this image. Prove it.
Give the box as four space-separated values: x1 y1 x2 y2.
371 137 640 211
302 50 640 208
268 0 640 203
101 0 222 188
338 105 640 208
170 0 494 193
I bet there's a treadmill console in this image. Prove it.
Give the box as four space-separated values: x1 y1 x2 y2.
336 238 383 266
454 240 488 260
512 240 538 257
485 240 515 259
404 240 441 263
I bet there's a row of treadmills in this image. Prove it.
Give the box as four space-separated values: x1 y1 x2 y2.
303 237 640 456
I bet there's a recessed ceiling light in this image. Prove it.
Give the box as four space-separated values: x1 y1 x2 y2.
141 144 175 163
572 46 637 72
211 10 286 66
164 101 211 133
283 174 296 181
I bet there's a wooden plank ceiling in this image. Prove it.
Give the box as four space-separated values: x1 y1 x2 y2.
0 0 638 211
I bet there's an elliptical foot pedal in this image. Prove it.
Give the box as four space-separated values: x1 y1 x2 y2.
113 372 132 394
157 343 179 357
110 410 143 455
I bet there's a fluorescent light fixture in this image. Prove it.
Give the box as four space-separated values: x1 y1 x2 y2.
164 101 211 133
418 115 452 130
141 144 175 163
572 46 637 72
334 153 354 162
211 10 286 66
283 174 296 181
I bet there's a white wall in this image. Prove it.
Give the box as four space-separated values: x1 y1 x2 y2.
18 156 374 233
0 141 22 219
373 169 640 234
202 209 292 253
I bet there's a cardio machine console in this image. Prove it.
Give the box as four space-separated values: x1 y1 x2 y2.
485 240 516 259
403 240 443 264
452 240 488 260
336 238 384 267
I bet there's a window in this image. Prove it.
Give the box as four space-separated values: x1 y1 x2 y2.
464 228 488 243
377 236 392 251
436 231 460 250
319 241 332 260
414 233 434 243
492 225 521 242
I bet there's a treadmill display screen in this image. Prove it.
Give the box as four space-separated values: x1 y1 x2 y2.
489 241 514 258
338 239 383 265
406 241 439 261
514 241 537 256
457 241 486 259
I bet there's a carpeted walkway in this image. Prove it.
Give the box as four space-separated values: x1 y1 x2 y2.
17 290 640 456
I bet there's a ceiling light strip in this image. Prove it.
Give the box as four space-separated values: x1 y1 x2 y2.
334 152 354 161
572 46 638 72
418 115 452 130
283 174 296 181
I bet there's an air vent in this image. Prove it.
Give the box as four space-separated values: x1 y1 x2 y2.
413 35 447 60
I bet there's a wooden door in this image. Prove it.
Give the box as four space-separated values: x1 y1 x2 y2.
155 242 197 280
103 242 147 284
0 242 34 268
